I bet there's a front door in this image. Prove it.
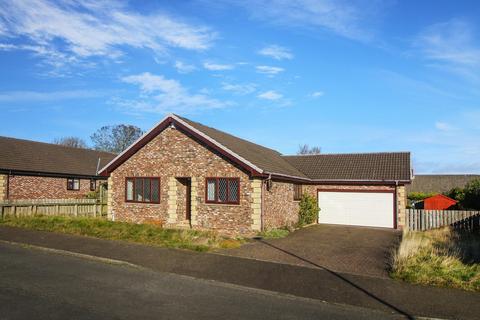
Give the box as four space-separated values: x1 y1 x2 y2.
185 179 191 221
177 177 191 222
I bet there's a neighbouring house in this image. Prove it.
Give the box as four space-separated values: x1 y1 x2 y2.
0 136 116 201
414 194 457 210
99 114 412 234
407 174 480 194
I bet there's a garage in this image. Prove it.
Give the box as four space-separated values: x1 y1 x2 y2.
317 190 394 228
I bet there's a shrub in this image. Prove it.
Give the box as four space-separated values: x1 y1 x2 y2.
445 187 465 203
407 192 437 201
463 179 480 210
298 193 319 227
85 191 99 199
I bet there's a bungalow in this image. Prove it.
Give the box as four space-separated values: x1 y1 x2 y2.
100 114 412 234
0 136 116 201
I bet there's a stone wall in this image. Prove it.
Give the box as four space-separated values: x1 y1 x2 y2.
251 179 262 231
109 127 256 234
0 174 7 201
396 185 407 229
263 180 299 230
5 175 100 200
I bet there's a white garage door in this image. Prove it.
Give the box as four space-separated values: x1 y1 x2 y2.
317 191 394 228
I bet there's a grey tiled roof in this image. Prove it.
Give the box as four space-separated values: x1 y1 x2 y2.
282 152 411 181
0 136 116 177
178 116 307 178
178 115 411 182
407 174 480 193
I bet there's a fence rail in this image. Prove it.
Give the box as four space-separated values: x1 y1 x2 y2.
0 199 106 219
406 209 480 231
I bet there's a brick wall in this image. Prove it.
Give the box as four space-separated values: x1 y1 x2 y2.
263 180 299 230
109 127 256 234
5 175 99 200
304 184 406 229
261 182 404 230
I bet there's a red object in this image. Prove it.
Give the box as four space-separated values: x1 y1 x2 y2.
424 194 457 210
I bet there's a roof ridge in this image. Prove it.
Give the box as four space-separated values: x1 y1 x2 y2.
0 135 116 156
283 151 410 157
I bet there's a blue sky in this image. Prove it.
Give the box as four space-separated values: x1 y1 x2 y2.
0 0 479 173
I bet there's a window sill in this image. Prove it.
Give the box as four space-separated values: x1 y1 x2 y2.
125 201 161 204
205 202 240 206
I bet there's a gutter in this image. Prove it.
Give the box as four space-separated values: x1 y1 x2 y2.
264 171 411 185
0 169 106 180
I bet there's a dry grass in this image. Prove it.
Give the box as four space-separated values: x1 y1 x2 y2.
391 227 480 291
0 215 245 252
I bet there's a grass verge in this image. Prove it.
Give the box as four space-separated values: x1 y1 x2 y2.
0 215 245 252
257 227 290 239
391 227 480 292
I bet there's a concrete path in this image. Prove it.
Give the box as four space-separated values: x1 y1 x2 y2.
219 224 401 278
0 226 479 320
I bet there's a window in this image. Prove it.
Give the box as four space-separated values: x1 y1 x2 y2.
205 178 240 204
293 184 302 201
67 178 80 191
125 177 160 203
90 179 96 191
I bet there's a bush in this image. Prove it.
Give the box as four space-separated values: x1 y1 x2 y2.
463 179 480 210
85 191 99 199
407 192 437 201
298 194 319 227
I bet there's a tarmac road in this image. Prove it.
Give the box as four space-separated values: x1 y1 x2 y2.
0 242 404 320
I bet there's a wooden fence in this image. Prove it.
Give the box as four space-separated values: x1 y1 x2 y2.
406 209 480 231
0 198 107 219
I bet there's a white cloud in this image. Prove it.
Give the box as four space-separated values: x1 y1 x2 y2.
0 89 103 102
435 121 455 132
174 61 196 74
119 72 228 113
414 19 480 81
258 45 293 60
256 65 284 76
258 90 282 100
311 91 325 98
203 62 234 71
0 0 215 71
221 82 256 95
226 0 378 41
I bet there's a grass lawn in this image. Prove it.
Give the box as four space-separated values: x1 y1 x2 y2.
0 216 245 252
257 228 290 239
391 227 480 292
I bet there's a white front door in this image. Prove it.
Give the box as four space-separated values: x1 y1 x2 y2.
317 191 394 228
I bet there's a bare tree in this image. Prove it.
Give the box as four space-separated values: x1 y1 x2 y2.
297 144 321 155
91 124 144 153
53 136 88 149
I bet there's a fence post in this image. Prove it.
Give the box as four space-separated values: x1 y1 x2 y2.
74 204 78 217
93 204 97 218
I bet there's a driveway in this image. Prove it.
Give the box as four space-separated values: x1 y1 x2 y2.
218 224 401 278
